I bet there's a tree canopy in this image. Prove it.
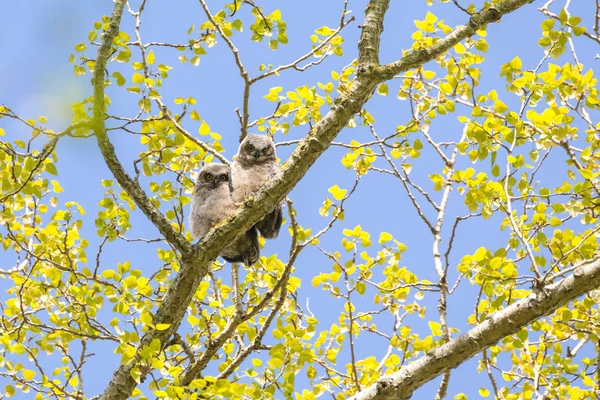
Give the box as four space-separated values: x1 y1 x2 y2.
2 0 600 399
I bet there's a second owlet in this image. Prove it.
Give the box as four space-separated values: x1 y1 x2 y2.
231 134 283 239
189 163 260 266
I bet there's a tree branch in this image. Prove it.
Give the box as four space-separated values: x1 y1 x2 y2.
349 257 600 400
89 2 196 398
92 1 191 255
156 99 230 165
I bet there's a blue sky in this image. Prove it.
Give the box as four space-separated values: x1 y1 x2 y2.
1 0 598 398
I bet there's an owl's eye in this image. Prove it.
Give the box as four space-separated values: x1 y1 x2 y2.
246 144 255 152
262 147 272 155
204 173 213 181
219 174 228 182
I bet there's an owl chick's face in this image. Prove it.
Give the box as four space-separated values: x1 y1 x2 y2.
195 163 231 192
237 134 276 166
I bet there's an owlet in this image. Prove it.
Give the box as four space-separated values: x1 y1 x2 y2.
231 134 283 239
189 163 260 266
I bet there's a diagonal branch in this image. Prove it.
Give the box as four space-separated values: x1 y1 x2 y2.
348 257 600 400
91 1 191 255
156 99 230 165
253 13 355 82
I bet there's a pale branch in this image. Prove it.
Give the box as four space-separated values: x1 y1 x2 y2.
431 129 466 400
125 38 207 49
232 262 243 314
95 0 537 397
419 124 452 167
197 0 252 141
434 372 451 400
348 256 600 400
376 310 406 373
567 337 589 358
369 127 436 233
549 254 600 283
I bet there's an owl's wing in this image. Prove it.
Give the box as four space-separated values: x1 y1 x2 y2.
221 226 260 267
244 225 260 266
189 198 207 239
256 202 283 239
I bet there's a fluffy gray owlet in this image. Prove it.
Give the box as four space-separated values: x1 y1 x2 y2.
189 163 260 266
231 134 283 239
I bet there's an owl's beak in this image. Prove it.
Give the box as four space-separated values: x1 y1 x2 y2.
252 149 261 159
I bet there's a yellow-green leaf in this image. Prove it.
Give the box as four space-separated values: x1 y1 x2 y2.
379 232 393 243
328 185 347 201
377 83 389 96
132 73 144 84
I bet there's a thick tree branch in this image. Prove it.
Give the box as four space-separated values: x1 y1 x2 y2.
95 0 536 398
357 0 389 66
90 2 195 399
348 257 600 399
92 1 190 255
